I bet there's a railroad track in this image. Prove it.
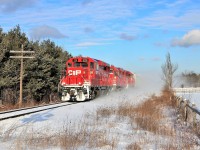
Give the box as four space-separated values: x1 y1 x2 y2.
0 101 78 121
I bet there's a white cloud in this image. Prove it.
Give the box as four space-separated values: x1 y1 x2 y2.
0 0 38 13
152 57 161 61
76 42 103 47
120 33 136 41
154 42 169 48
0 0 199 45
171 29 200 47
30 25 67 40
139 57 145 61
82 0 92 6
165 0 189 7
133 8 200 31
83 27 93 33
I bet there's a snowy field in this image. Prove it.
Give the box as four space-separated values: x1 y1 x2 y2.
0 73 162 130
1 73 199 149
0 73 163 149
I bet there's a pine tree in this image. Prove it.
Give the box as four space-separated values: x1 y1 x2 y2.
0 25 72 105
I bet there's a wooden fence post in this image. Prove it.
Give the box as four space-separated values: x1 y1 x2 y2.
184 99 188 121
187 101 193 124
175 95 199 132
176 96 180 108
179 98 184 120
192 103 197 129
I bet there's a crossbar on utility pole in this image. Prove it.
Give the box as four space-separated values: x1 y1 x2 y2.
10 44 35 108
10 56 35 59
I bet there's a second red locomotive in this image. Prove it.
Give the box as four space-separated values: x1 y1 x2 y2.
60 56 135 101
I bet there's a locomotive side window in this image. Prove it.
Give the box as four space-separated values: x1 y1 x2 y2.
82 62 88 67
74 62 81 67
73 59 78 62
90 62 94 69
68 63 72 67
99 66 104 70
74 62 88 67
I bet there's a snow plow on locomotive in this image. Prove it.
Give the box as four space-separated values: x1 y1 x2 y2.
59 56 135 101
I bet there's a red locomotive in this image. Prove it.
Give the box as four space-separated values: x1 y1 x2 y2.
60 56 135 101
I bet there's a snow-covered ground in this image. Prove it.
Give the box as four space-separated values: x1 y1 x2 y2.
0 72 162 131
1 73 199 149
0 72 163 149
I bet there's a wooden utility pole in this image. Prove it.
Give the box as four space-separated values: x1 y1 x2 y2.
10 44 35 107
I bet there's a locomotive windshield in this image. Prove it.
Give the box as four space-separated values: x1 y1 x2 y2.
74 62 88 67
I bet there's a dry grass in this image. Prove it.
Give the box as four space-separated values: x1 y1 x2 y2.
0 101 38 111
197 122 200 137
126 142 141 150
98 90 176 136
131 91 175 136
1 89 199 149
96 106 115 118
4 120 117 150
2 122 20 141
92 89 198 149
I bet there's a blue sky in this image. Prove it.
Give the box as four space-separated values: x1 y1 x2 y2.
0 0 200 75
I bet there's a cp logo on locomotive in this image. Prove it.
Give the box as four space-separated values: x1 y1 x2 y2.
68 70 81 76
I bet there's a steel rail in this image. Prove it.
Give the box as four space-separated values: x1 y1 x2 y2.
0 101 68 114
0 102 78 121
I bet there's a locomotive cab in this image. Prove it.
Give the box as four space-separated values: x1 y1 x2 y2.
60 57 96 101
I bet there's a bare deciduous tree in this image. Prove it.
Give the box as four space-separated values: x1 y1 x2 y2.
162 52 178 91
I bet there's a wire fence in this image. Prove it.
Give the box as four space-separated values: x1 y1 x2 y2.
175 96 200 130
174 87 200 93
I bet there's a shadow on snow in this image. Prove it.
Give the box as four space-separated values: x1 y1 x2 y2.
21 110 54 123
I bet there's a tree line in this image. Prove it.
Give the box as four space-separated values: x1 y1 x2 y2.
161 53 200 89
0 25 72 105
181 71 200 87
